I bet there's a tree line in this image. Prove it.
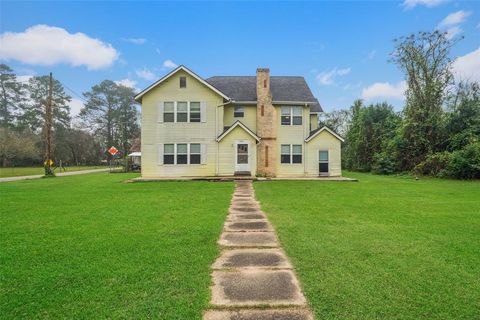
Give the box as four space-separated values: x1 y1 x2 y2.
320 31 480 179
0 64 139 167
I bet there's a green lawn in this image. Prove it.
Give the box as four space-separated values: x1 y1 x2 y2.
0 165 108 178
0 173 233 319
254 172 480 320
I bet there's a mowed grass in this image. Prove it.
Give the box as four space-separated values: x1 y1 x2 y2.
0 173 233 319
254 173 480 320
0 165 107 178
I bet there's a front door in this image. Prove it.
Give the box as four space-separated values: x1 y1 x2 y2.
235 141 250 173
319 150 329 176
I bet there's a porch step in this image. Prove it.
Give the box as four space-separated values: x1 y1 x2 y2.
234 171 252 176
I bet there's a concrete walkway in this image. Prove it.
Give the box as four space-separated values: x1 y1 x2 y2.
0 168 112 183
204 180 314 320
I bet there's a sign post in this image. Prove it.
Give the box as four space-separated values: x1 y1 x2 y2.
108 146 119 172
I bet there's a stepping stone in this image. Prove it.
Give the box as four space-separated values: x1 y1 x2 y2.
231 200 259 206
230 206 259 212
212 249 291 269
224 221 272 232
232 194 252 198
218 232 279 247
229 210 262 216
211 270 306 306
228 213 266 220
203 309 314 320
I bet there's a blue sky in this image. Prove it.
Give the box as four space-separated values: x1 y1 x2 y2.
1 1 479 115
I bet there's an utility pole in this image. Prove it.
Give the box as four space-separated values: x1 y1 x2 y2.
44 72 54 177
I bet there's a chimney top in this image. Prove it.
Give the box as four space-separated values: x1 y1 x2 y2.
256 68 270 73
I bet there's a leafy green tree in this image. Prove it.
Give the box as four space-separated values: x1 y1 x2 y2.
445 81 480 150
391 31 456 170
80 81 139 159
0 64 27 128
18 75 71 132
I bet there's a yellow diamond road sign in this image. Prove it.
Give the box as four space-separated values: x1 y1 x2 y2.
44 159 53 166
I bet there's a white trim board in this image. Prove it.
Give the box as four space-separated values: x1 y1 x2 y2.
134 65 230 102
216 121 260 143
305 126 344 143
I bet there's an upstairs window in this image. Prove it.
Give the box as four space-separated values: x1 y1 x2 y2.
281 144 302 164
177 102 188 122
179 76 186 88
281 106 302 125
234 106 244 118
190 102 201 122
164 102 175 122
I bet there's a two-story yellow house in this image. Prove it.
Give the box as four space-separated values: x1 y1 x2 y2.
134 65 343 178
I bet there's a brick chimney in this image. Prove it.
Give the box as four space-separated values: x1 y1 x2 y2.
256 68 277 177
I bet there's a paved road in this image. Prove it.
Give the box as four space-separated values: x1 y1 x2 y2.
0 168 113 183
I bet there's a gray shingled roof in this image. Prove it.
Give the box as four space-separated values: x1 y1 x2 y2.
206 76 322 112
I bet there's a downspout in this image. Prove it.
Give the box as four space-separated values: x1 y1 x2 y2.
304 103 308 175
215 99 233 176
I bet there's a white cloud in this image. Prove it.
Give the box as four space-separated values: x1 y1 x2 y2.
316 67 351 86
403 0 448 9
438 10 472 28
115 78 138 90
162 59 178 69
445 26 463 40
0 25 118 70
361 81 407 101
69 98 84 117
452 47 480 82
136 68 156 81
122 38 146 45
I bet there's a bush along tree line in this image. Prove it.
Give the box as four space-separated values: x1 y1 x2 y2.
320 31 480 179
0 64 140 168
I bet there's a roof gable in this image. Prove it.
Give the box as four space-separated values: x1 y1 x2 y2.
216 121 260 143
134 65 230 102
305 126 344 143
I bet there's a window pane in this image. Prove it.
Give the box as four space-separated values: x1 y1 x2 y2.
177 144 187 154
190 143 200 154
293 145 302 154
190 154 201 164
281 107 290 115
177 102 188 112
292 155 302 163
281 144 290 154
180 76 186 88
177 155 187 164
164 155 174 164
177 112 187 122
237 155 248 164
234 106 244 117
190 113 201 122
292 116 302 125
164 144 174 154
281 155 291 164
190 102 200 112
281 116 291 125
293 107 302 116
319 151 328 161
164 113 174 122
164 102 174 112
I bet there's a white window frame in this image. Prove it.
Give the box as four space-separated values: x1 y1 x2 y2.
234 106 244 118
189 143 201 164
281 106 303 126
280 144 303 164
163 143 204 165
164 101 203 123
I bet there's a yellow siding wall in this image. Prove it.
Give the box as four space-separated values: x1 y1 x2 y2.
141 70 224 177
275 106 310 176
223 105 257 131
305 130 342 176
310 114 319 131
218 127 257 176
